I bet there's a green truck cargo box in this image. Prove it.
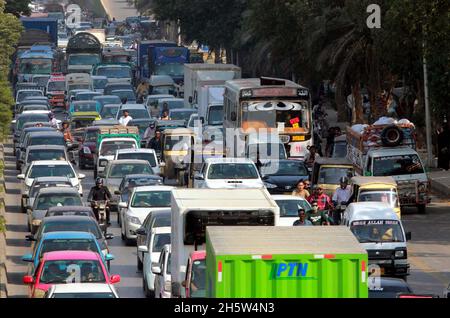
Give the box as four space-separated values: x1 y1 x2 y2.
206 226 368 298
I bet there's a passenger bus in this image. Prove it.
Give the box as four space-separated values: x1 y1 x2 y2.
223 77 312 159
17 49 55 83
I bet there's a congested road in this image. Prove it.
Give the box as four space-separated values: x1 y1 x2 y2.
3 137 450 298
101 0 139 21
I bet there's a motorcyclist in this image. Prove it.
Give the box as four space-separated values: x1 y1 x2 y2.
136 79 150 103
88 178 112 225
61 121 73 143
48 112 59 129
148 130 163 153
306 201 332 226
332 177 352 224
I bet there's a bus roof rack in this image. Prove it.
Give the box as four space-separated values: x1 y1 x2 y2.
260 77 286 86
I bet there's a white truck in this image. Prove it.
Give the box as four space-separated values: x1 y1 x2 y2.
170 188 280 298
347 122 430 213
184 64 241 130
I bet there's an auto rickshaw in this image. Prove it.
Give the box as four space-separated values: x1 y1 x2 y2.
311 158 355 197
161 128 196 186
69 112 102 142
350 176 401 219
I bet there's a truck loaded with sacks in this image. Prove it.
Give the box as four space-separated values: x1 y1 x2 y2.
347 117 430 214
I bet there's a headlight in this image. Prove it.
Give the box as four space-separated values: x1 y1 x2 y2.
83 147 91 154
395 250 406 259
264 182 278 189
127 216 141 225
164 280 171 292
418 183 427 193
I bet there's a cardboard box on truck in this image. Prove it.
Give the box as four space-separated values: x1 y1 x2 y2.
171 188 280 298
206 226 369 298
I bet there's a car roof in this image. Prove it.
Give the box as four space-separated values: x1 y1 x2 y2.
27 145 66 151
43 251 100 261
124 174 160 179
94 95 121 99
32 160 72 166
47 206 92 212
116 149 155 154
154 227 171 234
159 98 183 103
37 187 80 195
42 231 96 240
134 186 175 192
368 147 419 156
43 216 97 223
169 109 196 113
314 158 353 166
351 176 397 186
50 283 114 294
120 104 146 109
272 195 309 202
346 202 399 221
109 160 151 166
28 131 63 137
33 177 71 183
205 158 254 164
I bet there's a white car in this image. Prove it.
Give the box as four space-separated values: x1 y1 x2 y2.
152 244 171 299
45 283 119 298
119 186 175 245
18 160 86 200
139 228 171 298
114 148 161 176
272 195 312 226
193 158 264 189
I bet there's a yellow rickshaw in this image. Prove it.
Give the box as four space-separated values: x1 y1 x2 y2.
350 176 401 219
312 158 355 197
161 128 196 185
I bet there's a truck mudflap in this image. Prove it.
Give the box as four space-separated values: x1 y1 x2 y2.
397 180 430 206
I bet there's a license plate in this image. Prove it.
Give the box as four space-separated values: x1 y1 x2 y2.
292 135 306 141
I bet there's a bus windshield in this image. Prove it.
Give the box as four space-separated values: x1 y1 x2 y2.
96 67 132 78
68 54 100 66
19 58 52 74
155 64 184 77
242 101 310 133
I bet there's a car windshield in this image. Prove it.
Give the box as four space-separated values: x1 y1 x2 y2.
53 292 115 298
93 79 108 90
48 81 65 92
152 87 175 96
68 54 101 65
154 63 184 77
27 149 66 163
18 91 43 103
248 143 287 161
131 191 171 208
350 220 405 243
96 67 132 78
73 103 97 112
373 155 425 176
39 260 105 284
170 110 195 121
39 239 98 259
208 163 259 180
332 142 347 158
121 109 150 120
17 115 49 130
358 190 399 208
42 220 102 239
190 259 206 298
112 90 135 101
152 233 171 252
118 153 157 167
159 100 183 112
318 167 354 184
29 136 65 147
22 105 48 112
208 105 223 126
76 94 100 102
100 141 136 156
35 194 82 210
85 130 98 142
30 182 72 198
100 106 119 119
109 163 153 178
154 215 171 227
29 165 76 179
19 58 52 74
275 199 312 217
97 97 121 107
262 161 308 176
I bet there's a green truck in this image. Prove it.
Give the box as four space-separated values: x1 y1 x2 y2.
205 226 368 298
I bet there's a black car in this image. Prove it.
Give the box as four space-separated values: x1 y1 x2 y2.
368 277 413 298
45 206 95 218
260 160 310 194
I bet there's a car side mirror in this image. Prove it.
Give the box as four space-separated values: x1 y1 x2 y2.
17 174 25 180
105 233 114 240
110 275 121 284
118 202 128 209
25 235 36 242
406 232 412 241
22 254 33 263
105 254 115 261
78 173 86 180
23 275 34 285
135 228 146 236
151 265 162 275
194 173 204 181
138 245 149 254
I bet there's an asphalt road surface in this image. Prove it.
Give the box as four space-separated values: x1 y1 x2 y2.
2 138 450 298
100 0 140 21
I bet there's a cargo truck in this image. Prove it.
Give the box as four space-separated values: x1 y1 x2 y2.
137 40 177 79
66 32 102 74
347 122 430 213
205 226 369 298
20 17 58 46
171 189 280 298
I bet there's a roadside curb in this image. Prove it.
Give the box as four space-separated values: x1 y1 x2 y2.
0 143 8 298
430 177 450 198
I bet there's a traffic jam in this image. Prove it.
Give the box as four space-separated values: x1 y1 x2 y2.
3 2 448 300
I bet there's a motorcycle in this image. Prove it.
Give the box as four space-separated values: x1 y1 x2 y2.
91 200 109 235
332 202 347 225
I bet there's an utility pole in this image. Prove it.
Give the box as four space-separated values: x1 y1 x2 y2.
423 44 433 168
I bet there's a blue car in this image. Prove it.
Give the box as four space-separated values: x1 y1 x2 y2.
22 231 115 275
69 101 102 115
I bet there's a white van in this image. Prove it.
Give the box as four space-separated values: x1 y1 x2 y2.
193 158 264 189
342 202 411 279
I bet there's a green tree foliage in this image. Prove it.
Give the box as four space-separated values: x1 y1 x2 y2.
4 0 31 17
0 0 23 136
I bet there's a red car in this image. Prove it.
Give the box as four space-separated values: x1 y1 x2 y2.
78 126 101 169
23 251 120 298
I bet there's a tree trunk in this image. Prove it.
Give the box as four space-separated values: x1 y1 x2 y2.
335 87 347 123
352 84 363 124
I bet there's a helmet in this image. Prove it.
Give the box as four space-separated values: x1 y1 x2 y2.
340 176 349 184
96 178 104 186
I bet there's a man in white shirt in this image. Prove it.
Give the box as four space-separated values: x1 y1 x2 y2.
119 110 133 126
333 177 352 205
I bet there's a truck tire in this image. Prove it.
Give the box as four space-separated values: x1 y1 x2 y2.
417 204 426 214
381 126 404 147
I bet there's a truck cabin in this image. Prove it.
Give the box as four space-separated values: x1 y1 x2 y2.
66 32 102 73
102 47 132 64
17 50 55 82
183 251 206 298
